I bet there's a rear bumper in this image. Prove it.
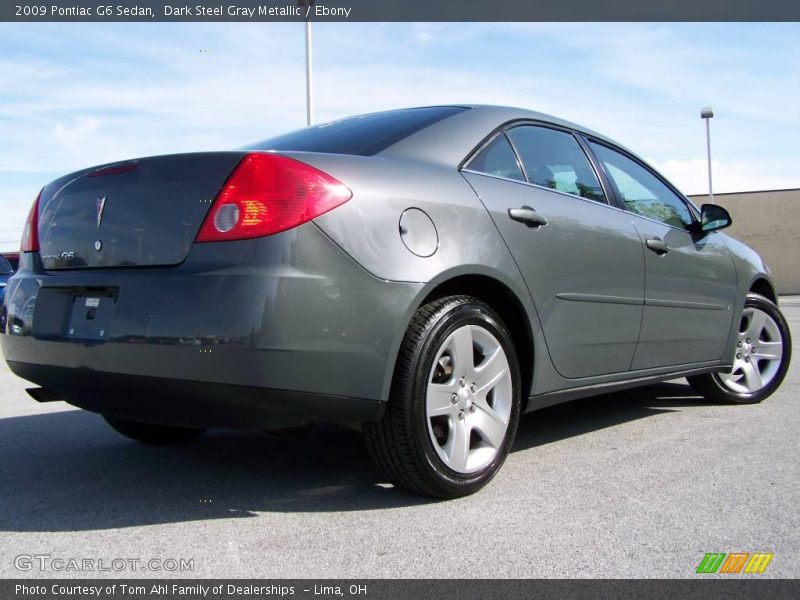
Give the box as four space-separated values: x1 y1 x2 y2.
1 223 425 427
8 361 384 429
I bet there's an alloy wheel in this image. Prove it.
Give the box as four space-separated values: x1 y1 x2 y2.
717 306 784 394
425 324 513 474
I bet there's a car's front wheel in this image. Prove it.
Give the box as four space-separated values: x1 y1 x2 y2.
103 416 206 445
689 293 792 404
364 295 521 498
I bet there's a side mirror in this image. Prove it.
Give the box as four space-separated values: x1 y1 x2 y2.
698 203 732 233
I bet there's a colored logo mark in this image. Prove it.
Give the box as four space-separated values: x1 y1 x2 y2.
696 552 773 574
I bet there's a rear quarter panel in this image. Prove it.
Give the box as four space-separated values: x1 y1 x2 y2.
299 153 511 283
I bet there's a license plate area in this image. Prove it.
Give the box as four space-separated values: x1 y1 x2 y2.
33 286 119 343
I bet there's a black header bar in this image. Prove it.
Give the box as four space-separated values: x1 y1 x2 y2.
4 0 800 22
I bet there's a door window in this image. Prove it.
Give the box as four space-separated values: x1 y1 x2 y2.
589 142 694 230
506 126 606 203
465 134 525 181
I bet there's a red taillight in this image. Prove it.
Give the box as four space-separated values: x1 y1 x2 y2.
195 153 352 242
20 190 41 252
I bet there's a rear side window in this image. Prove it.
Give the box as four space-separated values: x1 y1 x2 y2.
507 126 606 203
465 134 524 181
246 106 468 156
589 142 694 229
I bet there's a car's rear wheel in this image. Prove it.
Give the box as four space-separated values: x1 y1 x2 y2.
688 293 791 404
103 416 206 445
364 295 521 498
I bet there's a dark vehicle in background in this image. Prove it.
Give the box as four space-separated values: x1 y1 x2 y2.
2 252 19 272
0 254 14 330
1 105 792 498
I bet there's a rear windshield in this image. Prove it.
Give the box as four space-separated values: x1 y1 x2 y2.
246 106 468 156
0 255 12 275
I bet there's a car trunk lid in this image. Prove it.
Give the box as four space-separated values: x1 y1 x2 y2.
37 152 246 269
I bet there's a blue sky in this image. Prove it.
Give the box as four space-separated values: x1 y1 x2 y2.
1 22 798 251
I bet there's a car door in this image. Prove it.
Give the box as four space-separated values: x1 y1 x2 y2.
461 124 645 379
587 140 737 370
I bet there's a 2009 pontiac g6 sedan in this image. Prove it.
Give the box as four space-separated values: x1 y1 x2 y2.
2 105 792 497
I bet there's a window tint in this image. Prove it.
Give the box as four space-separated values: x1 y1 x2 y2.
590 142 694 229
506 126 605 202
466 134 524 181
246 106 467 156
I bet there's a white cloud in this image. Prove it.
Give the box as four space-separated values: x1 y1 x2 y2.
53 116 102 152
506 23 800 126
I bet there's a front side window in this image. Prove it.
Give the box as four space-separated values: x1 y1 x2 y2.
465 134 524 181
589 142 694 229
506 126 606 202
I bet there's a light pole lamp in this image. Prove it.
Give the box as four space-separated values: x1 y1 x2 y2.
701 106 714 204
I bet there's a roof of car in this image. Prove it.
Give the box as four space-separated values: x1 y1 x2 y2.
377 104 631 167
463 104 609 136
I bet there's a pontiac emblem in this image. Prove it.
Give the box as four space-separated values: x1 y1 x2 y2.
96 195 106 229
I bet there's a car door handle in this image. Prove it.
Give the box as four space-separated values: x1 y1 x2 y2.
508 206 548 228
645 238 670 255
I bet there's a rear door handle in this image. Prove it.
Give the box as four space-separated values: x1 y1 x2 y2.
508 206 548 228
645 238 670 255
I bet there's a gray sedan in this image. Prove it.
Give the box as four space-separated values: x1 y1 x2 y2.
1 105 791 497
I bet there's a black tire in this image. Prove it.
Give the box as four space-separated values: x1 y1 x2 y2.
688 293 792 404
103 416 206 445
364 295 522 498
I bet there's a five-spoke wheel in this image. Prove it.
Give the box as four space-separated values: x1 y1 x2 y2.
364 295 521 498
717 305 784 394
425 324 513 474
689 293 791 404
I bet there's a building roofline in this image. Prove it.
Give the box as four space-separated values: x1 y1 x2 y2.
688 188 800 197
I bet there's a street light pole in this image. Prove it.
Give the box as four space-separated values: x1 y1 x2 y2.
701 106 714 204
299 0 315 126
304 19 313 126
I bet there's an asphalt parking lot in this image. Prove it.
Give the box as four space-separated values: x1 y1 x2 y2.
1 301 798 579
